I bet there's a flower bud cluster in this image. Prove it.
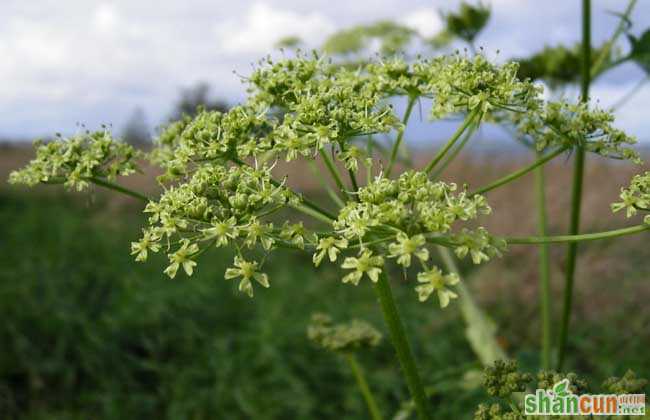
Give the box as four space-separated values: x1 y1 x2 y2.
9 130 140 191
150 106 275 182
511 100 640 162
602 370 647 394
473 403 521 420
307 313 382 353
482 360 532 398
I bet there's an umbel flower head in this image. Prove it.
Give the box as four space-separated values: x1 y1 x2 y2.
414 54 541 119
135 161 298 292
333 171 492 240
612 171 650 224
307 313 382 353
322 170 500 300
509 100 640 162
9 130 141 191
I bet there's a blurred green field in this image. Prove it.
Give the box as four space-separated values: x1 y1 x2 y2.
1 162 649 419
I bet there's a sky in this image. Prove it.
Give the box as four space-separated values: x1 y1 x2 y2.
1 0 649 144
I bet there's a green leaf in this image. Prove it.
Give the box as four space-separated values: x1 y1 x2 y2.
627 29 650 74
441 1 491 44
456 282 508 365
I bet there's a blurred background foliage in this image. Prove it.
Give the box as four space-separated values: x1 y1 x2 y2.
0 189 484 419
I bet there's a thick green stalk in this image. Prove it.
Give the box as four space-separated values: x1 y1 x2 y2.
504 224 649 245
533 155 552 370
345 354 384 420
373 272 432 420
424 109 480 175
557 0 590 370
88 177 150 202
348 168 360 195
386 96 417 178
470 146 567 196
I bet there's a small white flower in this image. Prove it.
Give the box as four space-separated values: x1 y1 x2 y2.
415 267 460 308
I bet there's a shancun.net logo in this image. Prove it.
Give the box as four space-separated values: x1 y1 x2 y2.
524 379 646 416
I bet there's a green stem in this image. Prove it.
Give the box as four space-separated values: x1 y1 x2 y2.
470 146 567 196
424 109 480 175
504 224 649 245
307 161 345 208
558 0 590 370
387 96 417 178
319 148 347 194
533 153 552 370
366 135 375 185
345 354 384 420
591 0 637 79
429 121 478 180
373 272 432 420
87 177 149 202
290 202 334 224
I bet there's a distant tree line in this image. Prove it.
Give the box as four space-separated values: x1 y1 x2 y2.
122 82 229 148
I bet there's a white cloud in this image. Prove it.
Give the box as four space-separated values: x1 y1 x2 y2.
93 3 119 34
214 2 336 53
1 0 649 138
399 8 442 38
0 1 244 136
